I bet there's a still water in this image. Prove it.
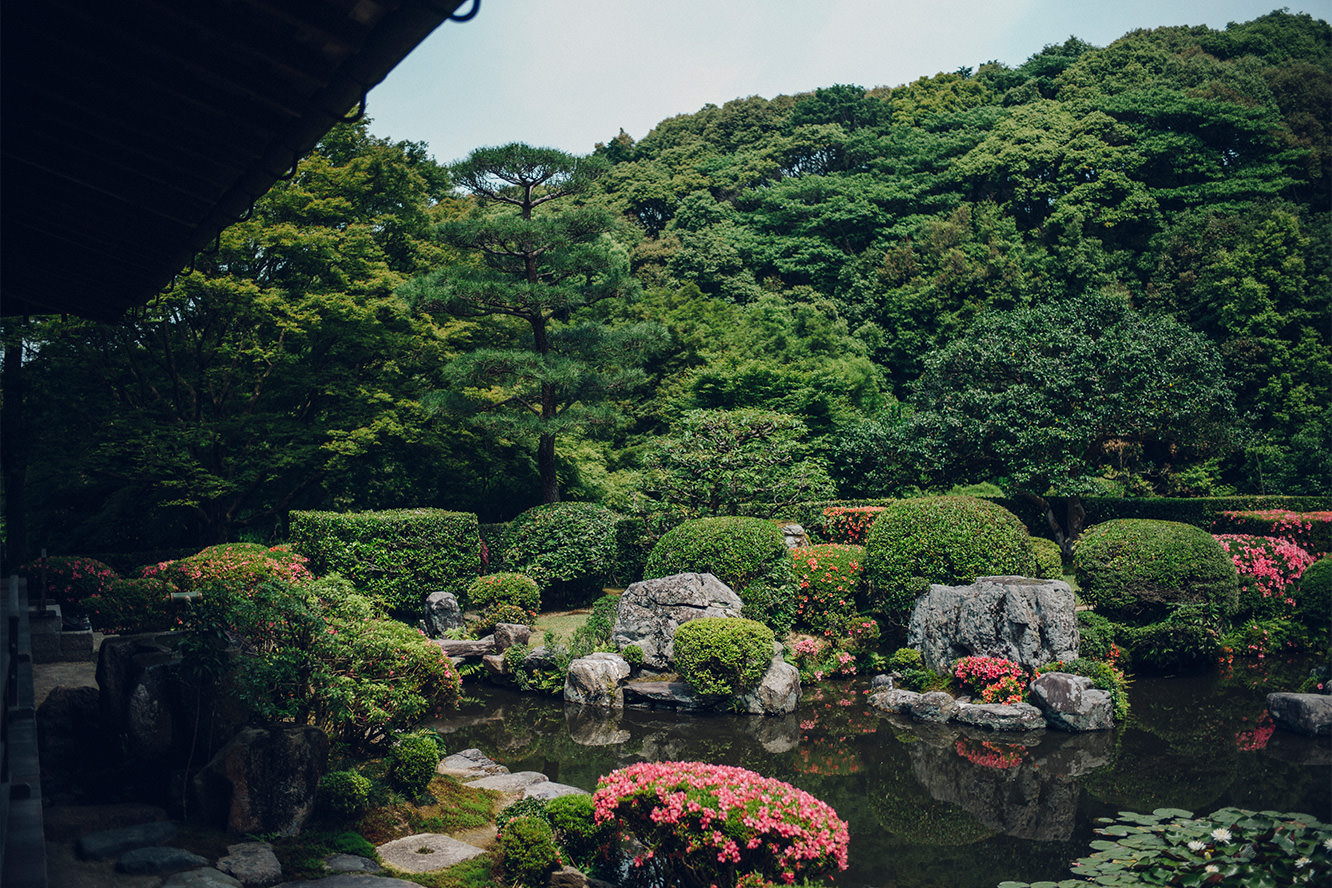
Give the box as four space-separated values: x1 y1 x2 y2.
430 669 1330 887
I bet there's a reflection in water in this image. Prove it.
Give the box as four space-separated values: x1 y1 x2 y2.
430 673 1331 888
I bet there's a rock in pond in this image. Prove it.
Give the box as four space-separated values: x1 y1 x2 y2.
1267 692 1332 736
735 644 801 715
908 576 1079 673
910 690 958 723
564 652 631 708
612 573 743 670
1030 672 1115 732
953 701 1046 732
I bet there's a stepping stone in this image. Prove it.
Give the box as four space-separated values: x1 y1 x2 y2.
217 841 283 886
163 869 243 888
375 833 487 873
464 770 548 794
438 747 509 778
116 846 209 874
76 820 178 859
324 853 381 874
273 876 419 887
524 781 588 801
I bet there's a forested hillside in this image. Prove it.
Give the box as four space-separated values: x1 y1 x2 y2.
8 9 1329 553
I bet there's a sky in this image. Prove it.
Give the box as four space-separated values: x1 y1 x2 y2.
366 1 1329 165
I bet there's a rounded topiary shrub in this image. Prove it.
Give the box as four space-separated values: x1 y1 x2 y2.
1074 519 1239 625
863 496 1038 619
644 517 795 631
502 502 618 606
544 793 616 871
387 731 442 796
499 814 560 888
466 572 540 613
1031 537 1064 580
1295 557 1332 637
319 770 372 817
672 616 775 697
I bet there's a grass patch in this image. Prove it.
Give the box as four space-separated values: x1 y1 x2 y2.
393 853 504 888
532 608 593 644
270 830 380 881
355 774 499 845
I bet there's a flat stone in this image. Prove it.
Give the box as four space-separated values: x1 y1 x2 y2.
868 688 921 714
163 869 244 888
116 846 209 874
909 690 957 723
324 854 381 874
436 637 494 658
1267 692 1332 736
464 770 549 793
438 747 509 778
953 701 1047 732
76 820 178 859
217 841 283 886
375 833 487 873
622 679 706 711
524 781 588 800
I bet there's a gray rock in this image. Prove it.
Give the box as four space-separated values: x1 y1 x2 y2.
780 523 810 549
870 673 894 689
1267 692 1332 736
37 685 105 780
375 834 487 873
612 573 744 670
736 654 801 715
1030 673 1116 732
523 645 562 671
868 688 921 714
190 725 328 836
436 637 494 659
524 780 589 800
623 679 706 711
116 846 209 874
548 865 616 888
953 701 1046 732
464 770 549 794
324 854 381 874
908 576 1079 673
438 747 508 778
424 591 463 637
76 820 178 859
481 653 511 683
493 623 532 652
217 841 283 886
163 869 244 888
564 653 631 708
910 690 958 723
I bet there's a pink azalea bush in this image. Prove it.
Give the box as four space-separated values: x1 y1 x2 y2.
821 507 885 546
1216 510 1332 557
592 761 849 886
143 543 313 597
1213 533 1315 620
790 544 864 635
21 555 118 611
953 655 1027 700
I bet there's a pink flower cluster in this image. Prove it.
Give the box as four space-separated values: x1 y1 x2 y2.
1217 510 1332 557
955 737 1027 769
821 507 884 545
953 655 1027 698
22 556 118 609
1213 533 1314 615
593 761 849 885
790 544 863 636
143 543 314 596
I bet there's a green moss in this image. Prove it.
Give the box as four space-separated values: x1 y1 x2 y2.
1074 519 1238 625
672 616 775 697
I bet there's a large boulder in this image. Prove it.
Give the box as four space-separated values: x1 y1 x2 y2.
1030 672 1115 732
564 652 632 708
191 725 328 836
953 701 1046 732
1267 692 1332 736
735 644 801 715
611 573 744 670
423 591 464 636
908 576 1078 673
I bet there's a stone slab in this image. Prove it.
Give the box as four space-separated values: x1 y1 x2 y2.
116 846 209 874
438 747 509 778
375 833 487 873
1267 692 1332 736
622 680 705 711
323 854 381 874
217 841 283 886
523 781 589 800
163 869 244 888
464 770 549 794
275 876 419 888
76 820 178 859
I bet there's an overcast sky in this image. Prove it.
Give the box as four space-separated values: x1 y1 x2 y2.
366 1 1327 165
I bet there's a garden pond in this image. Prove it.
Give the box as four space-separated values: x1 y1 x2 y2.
429 667 1331 887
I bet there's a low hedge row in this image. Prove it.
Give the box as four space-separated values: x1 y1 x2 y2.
290 509 480 619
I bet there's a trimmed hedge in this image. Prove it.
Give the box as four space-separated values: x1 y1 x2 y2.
1296 557 1332 638
289 509 479 618
672 616 775 697
1030 537 1064 580
388 731 442 797
466 572 540 613
1074 519 1238 625
1213 509 1332 558
863 496 1038 619
80 577 175 634
644 517 796 631
501 502 618 606
991 495 1332 540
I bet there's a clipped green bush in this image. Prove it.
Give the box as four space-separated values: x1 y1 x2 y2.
644 517 796 631
472 602 537 638
544 793 616 870
672 617 774 697
1030 537 1064 579
495 797 549 833
863 496 1038 619
319 770 372 818
466 572 539 612
1118 606 1222 674
1076 611 1119 661
142 543 313 596
387 731 442 796
79 577 175 634
499 814 560 888
1295 557 1332 637
502 502 618 606
290 509 480 619
1074 519 1238 625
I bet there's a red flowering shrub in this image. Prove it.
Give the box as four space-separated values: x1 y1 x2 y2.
143 543 313 597
821 507 885 545
954 737 1027 769
21 555 117 611
593 761 849 886
1216 510 1332 557
1213 534 1315 620
953 655 1027 701
80 577 175 634
790 544 864 634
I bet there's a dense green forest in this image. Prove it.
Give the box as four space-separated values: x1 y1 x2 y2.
4 9 1329 555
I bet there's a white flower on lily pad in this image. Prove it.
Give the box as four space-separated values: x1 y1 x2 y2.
1187 840 1206 852
1323 836 1332 852
1210 827 1233 843
1295 857 1311 869
1204 864 1219 873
